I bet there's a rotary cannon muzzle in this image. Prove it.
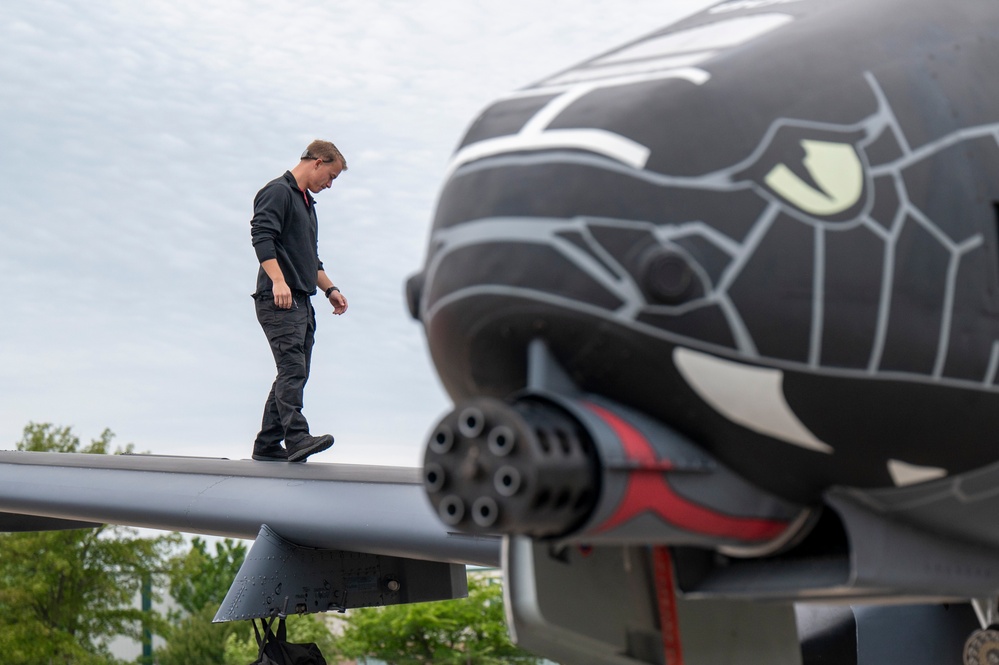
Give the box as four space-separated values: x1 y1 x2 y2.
423 396 600 539
424 392 808 552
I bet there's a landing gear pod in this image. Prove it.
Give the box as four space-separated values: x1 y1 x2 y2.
423 389 808 553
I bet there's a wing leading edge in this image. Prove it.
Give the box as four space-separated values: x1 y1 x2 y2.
0 450 499 567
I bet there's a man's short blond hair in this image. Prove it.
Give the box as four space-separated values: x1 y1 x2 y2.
301 140 347 170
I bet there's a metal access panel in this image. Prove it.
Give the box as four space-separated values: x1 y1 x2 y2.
503 536 802 665
215 524 468 622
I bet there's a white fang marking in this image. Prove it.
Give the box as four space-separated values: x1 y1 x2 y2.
887 459 947 487
673 347 834 454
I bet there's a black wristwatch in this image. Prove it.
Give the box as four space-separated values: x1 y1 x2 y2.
325 286 340 298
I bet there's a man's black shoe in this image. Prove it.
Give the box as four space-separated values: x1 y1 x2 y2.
287 434 334 462
252 445 289 462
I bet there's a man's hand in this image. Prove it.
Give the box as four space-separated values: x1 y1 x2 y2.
329 290 348 315
272 280 293 309
261 259 293 309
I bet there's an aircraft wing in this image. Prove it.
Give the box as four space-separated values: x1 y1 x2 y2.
0 450 500 619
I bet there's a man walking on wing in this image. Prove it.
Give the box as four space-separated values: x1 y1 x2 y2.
250 140 349 462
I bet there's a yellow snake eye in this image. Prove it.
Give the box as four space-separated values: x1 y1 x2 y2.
764 140 864 216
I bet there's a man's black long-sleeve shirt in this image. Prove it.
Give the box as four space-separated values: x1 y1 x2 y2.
250 171 325 296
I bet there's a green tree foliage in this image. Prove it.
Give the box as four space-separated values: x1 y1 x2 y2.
155 537 249 665
334 573 540 665
16 421 129 455
156 604 239 665
0 423 179 665
169 537 248 614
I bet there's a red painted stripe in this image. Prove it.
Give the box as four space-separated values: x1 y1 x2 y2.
585 402 788 542
654 547 684 665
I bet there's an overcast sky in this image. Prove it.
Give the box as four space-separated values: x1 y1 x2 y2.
0 0 715 466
